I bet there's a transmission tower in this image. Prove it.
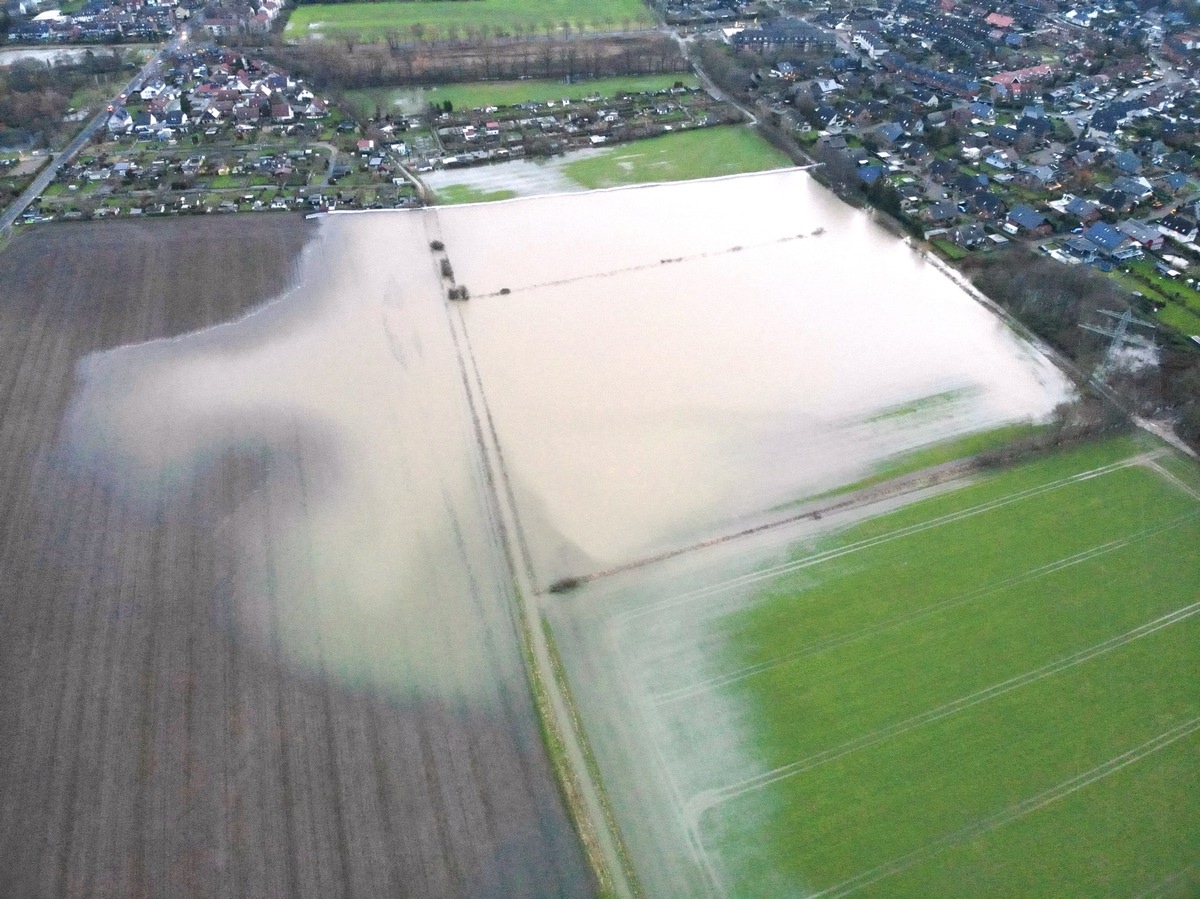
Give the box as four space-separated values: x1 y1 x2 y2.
1080 307 1157 381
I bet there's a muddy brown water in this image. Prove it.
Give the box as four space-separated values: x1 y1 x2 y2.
0 217 592 898
438 170 1071 585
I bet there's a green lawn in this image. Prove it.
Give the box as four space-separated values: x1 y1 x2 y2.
1155 300 1200 336
346 75 698 119
434 183 516 204
932 238 967 260
676 437 1200 896
562 126 791 189
284 0 654 41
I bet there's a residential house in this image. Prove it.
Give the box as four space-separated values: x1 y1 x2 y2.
1007 203 1050 236
1098 188 1136 214
1064 236 1098 262
1158 214 1198 243
1015 164 1056 191
1111 175 1153 203
1161 172 1190 194
1117 219 1164 251
875 122 905 145
967 191 1006 220
985 148 1018 170
929 159 958 182
923 200 959 224
106 106 133 135
858 164 886 186
1083 221 1142 260
952 222 987 247
1064 196 1101 224
1112 150 1142 175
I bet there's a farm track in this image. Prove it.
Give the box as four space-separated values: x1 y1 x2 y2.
0 218 592 898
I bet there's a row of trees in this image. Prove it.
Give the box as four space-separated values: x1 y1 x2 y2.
970 249 1200 448
272 35 685 89
0 53 134 147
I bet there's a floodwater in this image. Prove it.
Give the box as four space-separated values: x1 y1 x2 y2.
424 150 601 200
0 44 143 66
60 213 520 700
47 171 1071 894
437 170 1072 583
54 213 595 894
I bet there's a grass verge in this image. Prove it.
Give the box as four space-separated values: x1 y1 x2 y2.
434 183 517 205
542 617 644 898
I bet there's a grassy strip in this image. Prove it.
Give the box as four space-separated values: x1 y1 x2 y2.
562 126 791 189
345 75 699 119
865 387 975 424
284 0 654 41
932 238 967 260
512 601 617 897
803 422 1049 505
422 74 699 110
434 184 517 205
541 617 645 898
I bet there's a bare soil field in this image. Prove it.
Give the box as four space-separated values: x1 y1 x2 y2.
0 217 592 898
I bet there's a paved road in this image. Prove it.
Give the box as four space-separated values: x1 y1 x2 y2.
0 36 181 237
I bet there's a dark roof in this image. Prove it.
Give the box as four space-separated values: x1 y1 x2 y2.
1008 204 1047 229
859 164 886 185
1065 196 1098 218
1083 221 1128 252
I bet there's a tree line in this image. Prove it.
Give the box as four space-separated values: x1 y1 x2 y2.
269 35 685 89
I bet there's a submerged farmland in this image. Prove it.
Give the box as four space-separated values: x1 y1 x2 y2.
442 171 1071 584
0 218 592 898
4 168 1186 899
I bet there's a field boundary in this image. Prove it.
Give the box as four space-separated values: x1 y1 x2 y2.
433 204 637 898
814 715 1200 898
616 451 1160 629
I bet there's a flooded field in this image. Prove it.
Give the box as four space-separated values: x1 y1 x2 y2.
439 170 1072 584
0 217 591 898
0 170 1079 897
424 153 596 201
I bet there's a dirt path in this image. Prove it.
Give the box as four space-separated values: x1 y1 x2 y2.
427 207 635 897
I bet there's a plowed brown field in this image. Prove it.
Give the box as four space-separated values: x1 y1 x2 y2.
0 218 592 899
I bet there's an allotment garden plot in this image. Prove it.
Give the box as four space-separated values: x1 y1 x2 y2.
546 436 1200 896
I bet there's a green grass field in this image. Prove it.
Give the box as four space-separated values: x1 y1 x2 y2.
284 0 654 41
346 74 698 118
434 183 516 204
669 436 1200 896
562 126 791 189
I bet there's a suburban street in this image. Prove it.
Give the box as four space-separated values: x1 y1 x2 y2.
0 34 181 236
